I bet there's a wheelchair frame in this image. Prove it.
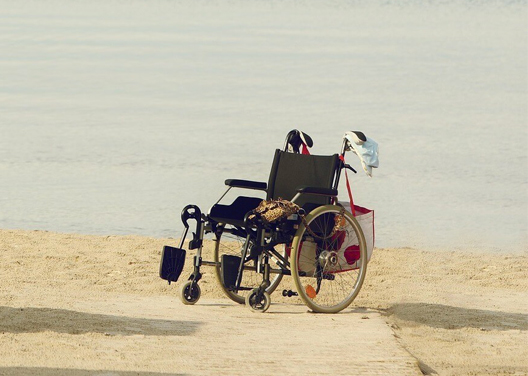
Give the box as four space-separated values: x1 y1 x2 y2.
160 131 368 313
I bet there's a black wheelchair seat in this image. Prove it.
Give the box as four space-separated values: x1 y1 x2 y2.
209 196 263 228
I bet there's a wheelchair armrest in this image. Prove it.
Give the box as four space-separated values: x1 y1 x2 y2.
225 179 267 191
296 186 338 197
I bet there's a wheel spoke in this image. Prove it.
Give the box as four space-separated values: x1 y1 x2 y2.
291 205 368 313
214 224 285 304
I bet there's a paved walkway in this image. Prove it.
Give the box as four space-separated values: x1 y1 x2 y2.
1 290 422 376
164 298 423 376
82 294 423 376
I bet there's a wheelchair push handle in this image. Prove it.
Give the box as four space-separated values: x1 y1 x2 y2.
284 129 313 153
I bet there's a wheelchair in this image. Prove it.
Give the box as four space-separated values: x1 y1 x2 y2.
160 130 369 313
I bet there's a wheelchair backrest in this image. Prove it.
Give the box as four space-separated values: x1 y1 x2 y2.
267 149 340 209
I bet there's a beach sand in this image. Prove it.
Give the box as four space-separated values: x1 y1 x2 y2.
0 229 526 375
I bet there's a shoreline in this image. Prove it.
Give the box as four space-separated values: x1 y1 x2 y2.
1 229 527 375
1 226 525 255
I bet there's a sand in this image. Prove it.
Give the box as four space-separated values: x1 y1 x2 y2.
0 229 527 375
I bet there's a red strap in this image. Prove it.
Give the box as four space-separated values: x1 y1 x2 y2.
339 155 356 216
301 142 310 155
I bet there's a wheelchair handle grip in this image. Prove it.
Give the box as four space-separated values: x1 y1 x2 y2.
284 129 314 153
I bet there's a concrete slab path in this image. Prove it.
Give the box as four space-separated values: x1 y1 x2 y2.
0 289 422 376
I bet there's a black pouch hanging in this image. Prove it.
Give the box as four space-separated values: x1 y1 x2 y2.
221 254 242 290
159 246 186 284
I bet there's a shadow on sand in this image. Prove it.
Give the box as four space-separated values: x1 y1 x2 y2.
386 303 528 331
0 367 186 376
0 306 201 336
267 305 379 315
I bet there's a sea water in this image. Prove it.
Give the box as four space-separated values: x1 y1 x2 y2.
0 0 526 252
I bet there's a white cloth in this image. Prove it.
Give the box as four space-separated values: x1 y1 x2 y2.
344 131 379 177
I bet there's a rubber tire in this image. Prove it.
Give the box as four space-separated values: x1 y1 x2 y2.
213 224 284 304
245 289 271 313
180 281 201 305
290 205 368 313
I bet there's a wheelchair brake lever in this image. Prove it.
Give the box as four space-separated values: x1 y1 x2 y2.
344 164 357 174
189 232 202 250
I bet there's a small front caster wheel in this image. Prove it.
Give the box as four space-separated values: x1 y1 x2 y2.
245 289 271 313
180 281 201 305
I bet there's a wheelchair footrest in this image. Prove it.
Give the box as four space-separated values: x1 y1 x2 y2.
221 255 241 290
160 246 186 283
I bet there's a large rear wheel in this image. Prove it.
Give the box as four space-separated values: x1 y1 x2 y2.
213 224 284 304
291 205 367 313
